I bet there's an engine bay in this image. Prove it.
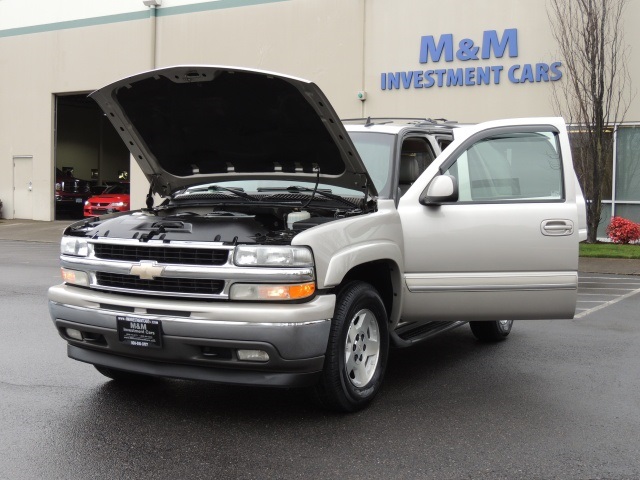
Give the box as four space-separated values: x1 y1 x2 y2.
66 197 369 246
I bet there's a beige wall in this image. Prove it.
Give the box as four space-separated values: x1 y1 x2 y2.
156 0 366 116
1 0 638 219
363 0 639 123
0 19 152 220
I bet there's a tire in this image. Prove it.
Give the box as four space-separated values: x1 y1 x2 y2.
94 365 155 383
313 281 389 412
469 320 513 342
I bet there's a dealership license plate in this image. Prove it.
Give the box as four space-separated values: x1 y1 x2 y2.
117 316 162 348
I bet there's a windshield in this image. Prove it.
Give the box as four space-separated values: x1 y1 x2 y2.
348 132 395 198
171 132 396 200
104 183 130 195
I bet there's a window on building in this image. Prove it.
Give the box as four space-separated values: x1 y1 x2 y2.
615 126 640 203
568 128 614 201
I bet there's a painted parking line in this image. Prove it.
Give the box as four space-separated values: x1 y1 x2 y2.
576 274 640 318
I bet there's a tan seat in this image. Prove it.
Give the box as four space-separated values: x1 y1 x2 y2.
398 155 420 196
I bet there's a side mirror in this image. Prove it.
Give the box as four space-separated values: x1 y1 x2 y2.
419 174 458 205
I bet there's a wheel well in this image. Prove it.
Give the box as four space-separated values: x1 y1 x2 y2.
338 260 396 321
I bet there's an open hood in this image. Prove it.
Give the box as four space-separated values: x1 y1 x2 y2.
90 65 377 198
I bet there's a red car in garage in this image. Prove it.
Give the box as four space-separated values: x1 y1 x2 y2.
83 183 130 217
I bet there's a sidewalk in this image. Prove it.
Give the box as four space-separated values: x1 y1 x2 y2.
1 218 639 275
0 219 73 243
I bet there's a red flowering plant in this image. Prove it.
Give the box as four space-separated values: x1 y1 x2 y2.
606 216 640 244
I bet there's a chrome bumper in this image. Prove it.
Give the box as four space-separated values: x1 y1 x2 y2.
48 284 335 386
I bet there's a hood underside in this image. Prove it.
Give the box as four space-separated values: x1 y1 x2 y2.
90 65 376 198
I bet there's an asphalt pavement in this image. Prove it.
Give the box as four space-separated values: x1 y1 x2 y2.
2 226 640 479
1 218 639 275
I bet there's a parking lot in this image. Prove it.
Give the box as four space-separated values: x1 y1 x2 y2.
576 273 640 318
1 237 640 479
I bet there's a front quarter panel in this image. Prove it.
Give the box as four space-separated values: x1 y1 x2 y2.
292 200 403 323
293 200 403 289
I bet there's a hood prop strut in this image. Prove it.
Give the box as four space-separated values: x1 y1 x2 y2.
146 175 159 209
301 165 321 209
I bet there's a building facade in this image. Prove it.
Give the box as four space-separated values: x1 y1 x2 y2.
1 0 638 236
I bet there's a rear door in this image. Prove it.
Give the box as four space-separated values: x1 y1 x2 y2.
398 118 580 322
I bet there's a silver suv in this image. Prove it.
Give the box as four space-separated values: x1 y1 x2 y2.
48 66 586 412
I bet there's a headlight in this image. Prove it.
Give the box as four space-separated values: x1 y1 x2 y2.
110 202 128 207
61 268 89 286
234 246 313 267
61 237 89 257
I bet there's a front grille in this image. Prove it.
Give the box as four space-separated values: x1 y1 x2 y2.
96 272 224 295
94 244 229 265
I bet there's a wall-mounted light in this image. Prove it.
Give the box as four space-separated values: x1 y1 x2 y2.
143 0 161 6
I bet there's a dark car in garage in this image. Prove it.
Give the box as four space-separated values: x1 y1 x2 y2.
55 169 91 218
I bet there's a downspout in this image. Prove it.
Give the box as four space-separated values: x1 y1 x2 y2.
150 5 158 69
143 0 161 68
361 0 367 117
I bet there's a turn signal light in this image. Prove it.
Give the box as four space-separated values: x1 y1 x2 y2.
229 282 315 301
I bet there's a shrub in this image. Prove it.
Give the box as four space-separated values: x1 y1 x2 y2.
606 216 640 244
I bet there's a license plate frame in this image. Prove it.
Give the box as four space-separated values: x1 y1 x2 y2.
117 315 162 348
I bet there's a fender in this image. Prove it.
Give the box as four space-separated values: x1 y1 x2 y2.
324 240 404 325
292 202 405 325
324 241 403 288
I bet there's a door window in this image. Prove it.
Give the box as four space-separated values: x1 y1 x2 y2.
445 132 563 202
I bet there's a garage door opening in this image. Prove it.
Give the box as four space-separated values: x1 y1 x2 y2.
54 94 130 220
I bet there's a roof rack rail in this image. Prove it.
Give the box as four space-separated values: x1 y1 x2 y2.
341 117 459 127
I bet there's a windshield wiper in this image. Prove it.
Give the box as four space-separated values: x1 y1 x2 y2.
189 185 259 202
257 186 359 209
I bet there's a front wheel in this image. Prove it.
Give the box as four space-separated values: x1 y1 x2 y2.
469 320 513 342
313 281 389 412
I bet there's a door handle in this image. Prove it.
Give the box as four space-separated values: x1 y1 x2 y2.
28 181 33 192
541 219 574 236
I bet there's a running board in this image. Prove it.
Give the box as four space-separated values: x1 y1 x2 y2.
391 320 467 348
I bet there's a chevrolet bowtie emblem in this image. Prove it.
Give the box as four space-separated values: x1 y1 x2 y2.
130 261 164 280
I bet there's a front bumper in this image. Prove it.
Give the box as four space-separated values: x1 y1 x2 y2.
48 284 335 387
84 206 129 217
55 197 87 212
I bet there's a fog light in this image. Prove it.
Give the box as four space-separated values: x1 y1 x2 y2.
66 328 83 341
237 349 269 362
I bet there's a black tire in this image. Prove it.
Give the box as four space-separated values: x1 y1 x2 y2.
94 365 155 383
313 281 389 412
469 320 513 342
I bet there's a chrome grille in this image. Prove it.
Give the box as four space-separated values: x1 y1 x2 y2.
94 244 229 265
96 272 224 295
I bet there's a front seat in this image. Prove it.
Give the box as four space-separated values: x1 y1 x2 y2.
398 154 420 197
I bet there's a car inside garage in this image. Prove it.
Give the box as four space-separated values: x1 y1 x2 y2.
54 94 130 220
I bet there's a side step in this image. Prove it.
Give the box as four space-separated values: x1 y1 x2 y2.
390 320 467 348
